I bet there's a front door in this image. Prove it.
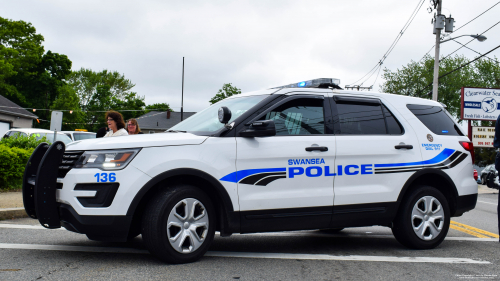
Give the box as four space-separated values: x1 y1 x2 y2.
234 94 336 232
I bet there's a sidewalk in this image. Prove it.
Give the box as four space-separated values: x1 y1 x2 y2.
0 190 27 220
0 184 497 221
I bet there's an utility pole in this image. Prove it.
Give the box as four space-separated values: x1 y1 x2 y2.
432 0 442 101
181 57 184 121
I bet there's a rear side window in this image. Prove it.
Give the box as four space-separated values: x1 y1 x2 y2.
407 104 463 136
382 105 403 135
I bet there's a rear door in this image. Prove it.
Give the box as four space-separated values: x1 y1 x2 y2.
330 95 422 227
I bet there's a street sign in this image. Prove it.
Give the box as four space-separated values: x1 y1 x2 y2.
50 111 63 132
461 87 500 121
471 126 495 148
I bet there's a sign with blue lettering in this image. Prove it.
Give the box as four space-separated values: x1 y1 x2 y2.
461 87 500 121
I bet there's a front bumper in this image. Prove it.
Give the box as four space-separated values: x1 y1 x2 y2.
59 203 132 242
22 142 150 241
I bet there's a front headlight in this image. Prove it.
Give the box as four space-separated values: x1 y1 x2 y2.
74 148 141 170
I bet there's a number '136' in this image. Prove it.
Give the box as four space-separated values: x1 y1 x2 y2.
94 173 116 182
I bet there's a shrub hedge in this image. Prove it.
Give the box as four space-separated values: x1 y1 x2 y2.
0 144 34 190
0 135 49 191
0 135 50 150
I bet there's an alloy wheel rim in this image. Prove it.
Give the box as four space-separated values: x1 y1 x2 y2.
410 195 444 241
166 198 209 254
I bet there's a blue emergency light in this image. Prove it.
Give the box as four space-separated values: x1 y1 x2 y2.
272 78 342 89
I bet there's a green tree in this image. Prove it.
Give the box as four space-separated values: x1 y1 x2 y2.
50 84 85 131
29 51 73 126
209 83 241 104
145 103 172 113
380 55 478 119
67 70 145 131
0 17 72 122
0 17 45 104
381 55 500 166
112 92 146 123
68 68 136 112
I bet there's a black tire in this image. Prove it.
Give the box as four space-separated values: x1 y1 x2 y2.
141 184 216 264
392 186 450 249
487 173 496 189
481 175 486 185
319 228 344 234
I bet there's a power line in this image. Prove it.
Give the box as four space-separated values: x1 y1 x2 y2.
416 43 500 96
441 19 500 61
418 45 435 63
451 1 500 34
451 39 498 62
416 1 500 64
350 0 426 86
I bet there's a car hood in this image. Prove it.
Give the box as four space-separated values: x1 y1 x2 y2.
65 133 208 151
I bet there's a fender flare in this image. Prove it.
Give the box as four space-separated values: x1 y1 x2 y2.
126 168 234 216
396 168 459 212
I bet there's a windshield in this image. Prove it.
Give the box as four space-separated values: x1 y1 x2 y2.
170 95 268 133
31 132 73 144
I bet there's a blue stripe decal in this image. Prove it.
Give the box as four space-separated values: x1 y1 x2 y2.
220 168 286 183
374 148 455 168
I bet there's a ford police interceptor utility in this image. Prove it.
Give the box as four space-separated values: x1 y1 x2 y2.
22 78 477 264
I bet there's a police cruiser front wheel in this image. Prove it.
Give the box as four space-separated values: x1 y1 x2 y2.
141 184 216 264
392 185 450 249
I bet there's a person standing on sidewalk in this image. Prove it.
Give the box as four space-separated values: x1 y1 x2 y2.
104 111 128 137
493 114 500 242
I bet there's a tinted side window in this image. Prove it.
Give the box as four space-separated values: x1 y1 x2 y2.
260 98 324 135
336 102 386 135
382 105 403 135
407 104 463 136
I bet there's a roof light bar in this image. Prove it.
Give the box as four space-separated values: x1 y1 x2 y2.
272 78 342 89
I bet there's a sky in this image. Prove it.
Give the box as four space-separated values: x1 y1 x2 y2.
3 0 500 112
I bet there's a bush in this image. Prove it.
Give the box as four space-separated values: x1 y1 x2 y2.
0 144 34 191
0 135 50 150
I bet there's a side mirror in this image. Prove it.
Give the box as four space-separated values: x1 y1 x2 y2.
239 120 276 137
218 106 231 124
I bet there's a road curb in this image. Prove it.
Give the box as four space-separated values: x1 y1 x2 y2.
0 208 28 220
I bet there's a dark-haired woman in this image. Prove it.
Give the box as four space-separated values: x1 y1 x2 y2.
104 111 128 137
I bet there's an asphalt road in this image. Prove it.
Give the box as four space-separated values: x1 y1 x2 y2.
0 193 498 281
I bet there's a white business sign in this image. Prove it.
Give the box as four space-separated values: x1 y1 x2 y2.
471 126 495 148
461 87 500 121
50 111 63 132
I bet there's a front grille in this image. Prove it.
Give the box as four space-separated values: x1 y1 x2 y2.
58 151 84 178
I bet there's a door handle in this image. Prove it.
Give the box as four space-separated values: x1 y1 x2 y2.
305 146 328 152
395 145 413 149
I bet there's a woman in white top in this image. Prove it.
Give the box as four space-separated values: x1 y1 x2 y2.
103 111 129 137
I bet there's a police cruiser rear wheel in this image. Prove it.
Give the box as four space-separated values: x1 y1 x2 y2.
392 185 450 249
141 184 216 264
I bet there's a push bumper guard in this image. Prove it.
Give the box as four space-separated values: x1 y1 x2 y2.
22 141 66 229
23 142 133 241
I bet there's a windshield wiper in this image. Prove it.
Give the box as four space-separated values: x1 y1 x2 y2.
167 130 187 133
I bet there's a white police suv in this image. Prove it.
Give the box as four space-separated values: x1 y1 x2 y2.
22 78 477 264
